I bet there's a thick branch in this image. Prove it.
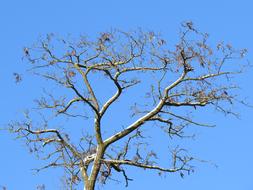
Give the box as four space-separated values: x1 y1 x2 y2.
104 71 187 146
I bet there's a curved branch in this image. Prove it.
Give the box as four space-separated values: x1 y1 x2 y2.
104 71 187 146
57 97 83 114
100 71 122 117
16 127 81 158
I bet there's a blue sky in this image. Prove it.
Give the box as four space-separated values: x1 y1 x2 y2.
0 0 253 189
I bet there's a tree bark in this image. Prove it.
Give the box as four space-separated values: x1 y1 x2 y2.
84 145 105 190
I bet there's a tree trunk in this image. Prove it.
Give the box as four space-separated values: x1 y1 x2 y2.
84 145 106 190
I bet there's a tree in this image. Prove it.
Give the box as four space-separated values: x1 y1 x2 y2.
9 22 248 190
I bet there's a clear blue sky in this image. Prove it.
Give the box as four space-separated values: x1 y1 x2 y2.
0 0 253 189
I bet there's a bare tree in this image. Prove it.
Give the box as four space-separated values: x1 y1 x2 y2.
9 22 248 190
